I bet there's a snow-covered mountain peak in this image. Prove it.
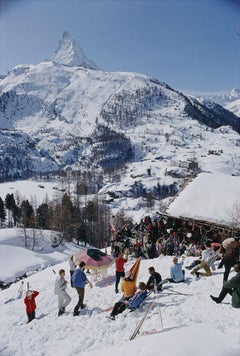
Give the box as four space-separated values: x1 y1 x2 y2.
49 31 98 70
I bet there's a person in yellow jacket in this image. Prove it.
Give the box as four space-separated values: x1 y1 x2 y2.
120 271 137 301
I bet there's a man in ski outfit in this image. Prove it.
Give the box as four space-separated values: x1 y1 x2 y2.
54 269 71 316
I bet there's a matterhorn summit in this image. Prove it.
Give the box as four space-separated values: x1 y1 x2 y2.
49 31 98 69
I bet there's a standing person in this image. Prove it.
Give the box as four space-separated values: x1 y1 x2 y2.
24 290 39 323
190 241 216 278
222 235 240 281
169 256 185 283
210 262 240 308
115 252 127 293
69 255 76 287
72 261 93 316
54 269 71 316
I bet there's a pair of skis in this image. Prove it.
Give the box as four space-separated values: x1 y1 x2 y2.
129 299 156 340
129 287 192 340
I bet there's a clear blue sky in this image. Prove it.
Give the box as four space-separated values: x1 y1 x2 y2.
0 0 240 92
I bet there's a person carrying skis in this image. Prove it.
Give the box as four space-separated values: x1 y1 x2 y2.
72 261 93 316
24 290 39 323
54 269 71 316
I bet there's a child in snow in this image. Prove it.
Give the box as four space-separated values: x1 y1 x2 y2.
24 290 39 323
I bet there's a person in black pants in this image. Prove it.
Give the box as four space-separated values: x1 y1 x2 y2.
222 236 240 281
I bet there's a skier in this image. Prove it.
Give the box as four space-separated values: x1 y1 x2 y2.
72 261 93 316
54 269 71 316
24 290 39 323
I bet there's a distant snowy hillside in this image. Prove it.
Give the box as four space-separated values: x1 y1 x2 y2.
207 87 240 117
0 32 239 201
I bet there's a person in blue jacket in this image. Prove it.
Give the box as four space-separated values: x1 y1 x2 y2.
108 282 148 320
72 261 93 316
169 256 185 283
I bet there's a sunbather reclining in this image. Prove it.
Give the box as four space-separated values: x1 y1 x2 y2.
108 282 148 320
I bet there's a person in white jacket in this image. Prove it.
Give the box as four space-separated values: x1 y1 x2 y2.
54 269 71 316
190 241 216 278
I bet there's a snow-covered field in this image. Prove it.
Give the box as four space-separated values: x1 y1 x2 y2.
0 248 240 356
0 228 83 285
0 180 64 206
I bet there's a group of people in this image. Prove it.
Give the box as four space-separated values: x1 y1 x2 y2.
23 231 240 323
108 255 186 320
54 259 93 317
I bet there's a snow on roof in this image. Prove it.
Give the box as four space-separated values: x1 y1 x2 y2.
166 173 240 227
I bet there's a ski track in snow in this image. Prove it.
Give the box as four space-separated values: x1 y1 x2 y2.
1 256 240 356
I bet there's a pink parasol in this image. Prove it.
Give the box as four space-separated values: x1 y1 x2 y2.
74 248 114 270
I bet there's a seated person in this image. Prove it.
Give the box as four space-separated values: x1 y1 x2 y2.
168 256 185 283
190 241 216 278
146 267 162 291
120 271 137 301
108 282 147 320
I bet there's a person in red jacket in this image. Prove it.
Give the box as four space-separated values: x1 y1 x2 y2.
24 290 39 323
115 252 127 293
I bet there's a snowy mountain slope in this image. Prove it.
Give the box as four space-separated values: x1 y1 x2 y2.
0 32 240 201
0 252 239 356
199 87 240 117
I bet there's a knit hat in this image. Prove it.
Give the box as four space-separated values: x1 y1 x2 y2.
26 290 33 297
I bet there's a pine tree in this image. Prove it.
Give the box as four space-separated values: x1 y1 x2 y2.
5 193 17 227
36 203 51 229
0 197 6 227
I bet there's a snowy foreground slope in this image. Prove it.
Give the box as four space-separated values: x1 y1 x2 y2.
0 253 239 356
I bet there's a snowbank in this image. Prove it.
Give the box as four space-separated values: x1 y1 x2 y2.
0 228 82 284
